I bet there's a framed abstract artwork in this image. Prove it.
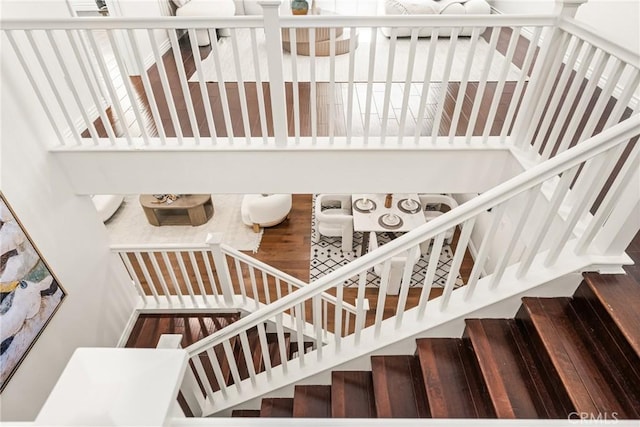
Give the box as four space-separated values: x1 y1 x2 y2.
0 192 66 392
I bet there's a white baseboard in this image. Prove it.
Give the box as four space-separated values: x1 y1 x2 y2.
142 37 172 72
116 308 140 347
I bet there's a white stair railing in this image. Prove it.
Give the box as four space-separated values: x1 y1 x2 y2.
111 236 359 333
1 13 554 148
176 116 639 415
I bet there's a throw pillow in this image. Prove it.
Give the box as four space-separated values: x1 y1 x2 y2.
172 0 191 8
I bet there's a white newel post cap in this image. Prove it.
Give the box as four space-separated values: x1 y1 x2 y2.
206 232 224 246
555 0 588 17
259 0 283 8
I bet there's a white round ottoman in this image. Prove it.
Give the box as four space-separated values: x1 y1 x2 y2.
175 0 236 46
241 194 292 233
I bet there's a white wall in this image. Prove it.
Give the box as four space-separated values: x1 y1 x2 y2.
491 0 640 56
0 1 139 421
108 0 174 74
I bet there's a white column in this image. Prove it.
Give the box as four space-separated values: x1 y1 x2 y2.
206 232 236 305
555 0 588 17
260 0 288 146
157 334 203 417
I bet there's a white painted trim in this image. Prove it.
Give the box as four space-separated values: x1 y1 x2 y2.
143 37 172 71
167 419 640 426
116 309 140 347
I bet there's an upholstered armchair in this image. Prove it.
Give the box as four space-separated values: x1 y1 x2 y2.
368 232 421 295
91 195 124 223
313 194 354 253
418 194 459 245
241 194 292 233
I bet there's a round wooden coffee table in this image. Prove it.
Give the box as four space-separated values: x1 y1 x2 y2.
139 194 214 226
281 8 358 56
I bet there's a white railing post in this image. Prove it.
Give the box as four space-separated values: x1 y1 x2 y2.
510 26 567 149
157 334 204 417
206 233 235 305
554 0 588 18
260 0 288 146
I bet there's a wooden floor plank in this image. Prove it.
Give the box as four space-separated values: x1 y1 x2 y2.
261 398 294 417
415 338 493 418
521 297 633 418
293 385 332 418
465 318 565 418
331 371 376 418
371 355 429 418
582 273 640 356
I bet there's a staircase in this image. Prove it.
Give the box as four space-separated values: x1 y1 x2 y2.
229 273 640 419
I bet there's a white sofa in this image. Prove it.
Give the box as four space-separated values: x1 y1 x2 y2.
241 194 293 233
380 0 491 37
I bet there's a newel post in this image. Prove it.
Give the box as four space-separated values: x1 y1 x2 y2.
554 0 588 18
511 0 587 148
206 232 235 305
157 334 204 417
260 0 288 146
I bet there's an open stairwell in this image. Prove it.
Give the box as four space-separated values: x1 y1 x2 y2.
227 272 640 419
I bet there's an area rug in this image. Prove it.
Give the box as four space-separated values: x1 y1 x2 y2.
189 28 523 83
309 196 464 288
105 194 263 252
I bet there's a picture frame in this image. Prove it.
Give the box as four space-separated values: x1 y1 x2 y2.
0 192 66 392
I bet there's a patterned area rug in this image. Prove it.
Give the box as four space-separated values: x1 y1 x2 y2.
310 196 464 288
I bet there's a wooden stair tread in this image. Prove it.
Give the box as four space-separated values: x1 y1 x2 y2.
331 371 376 418
465 318 566 418
261 398 294 417
416 338 494 418
231 409 261 417
371 355 429 418
521 297 633 417
583 272 640 356
293 385 331 418
567 296 640 417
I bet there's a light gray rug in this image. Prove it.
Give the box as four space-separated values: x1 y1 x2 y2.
105 195 262 252
189 28 523 83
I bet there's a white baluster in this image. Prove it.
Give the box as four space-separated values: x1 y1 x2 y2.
260 0 288 146
448 27 480 143
206 233 236 305
167 29 200 144
417 233 445 319
440 217 475 310
146 28 183 144
187 28 217 143
161 251 185 306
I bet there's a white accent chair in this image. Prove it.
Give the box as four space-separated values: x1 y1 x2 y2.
418 194 459 245
368 232 421 295
241 194 292 233
314 194 354 253
91 195 124 223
